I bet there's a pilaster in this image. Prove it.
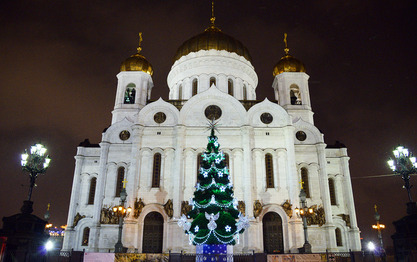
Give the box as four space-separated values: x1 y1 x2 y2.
90 142 110 251
316 143 337 251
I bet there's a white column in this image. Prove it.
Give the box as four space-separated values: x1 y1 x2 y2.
340 153 361 250
316 143 337 251
283 125 304 252
164 148 175 199
90 142 110 251
218 74 228 93
62 154 84 251
183 149 196 199
235 78 243 100
127 125 143 207
277 150 287 191
172 126 186 218
183 77 191 99
232 149 243 200
253 149 264 192
199 74 209 92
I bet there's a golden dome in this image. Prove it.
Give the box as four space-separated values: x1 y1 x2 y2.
120 53 153 75
173 24 252 62
120 33 153 76
273 33 306 76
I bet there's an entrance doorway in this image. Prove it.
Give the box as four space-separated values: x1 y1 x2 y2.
262 212 284 253
142 212 164 253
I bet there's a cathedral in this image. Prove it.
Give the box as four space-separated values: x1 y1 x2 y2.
62 11 361 254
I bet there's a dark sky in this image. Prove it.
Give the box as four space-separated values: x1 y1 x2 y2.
1 0 416 250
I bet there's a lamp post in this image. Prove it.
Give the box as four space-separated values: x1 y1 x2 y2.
20 143 51 213
113 179 132 253
387 145 417 214
295 181 313 253
372 205 386 261
367 242 376 262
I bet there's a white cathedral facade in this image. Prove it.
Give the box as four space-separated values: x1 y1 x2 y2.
62 18 361 254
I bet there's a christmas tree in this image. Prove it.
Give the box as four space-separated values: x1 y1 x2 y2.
178 124 249 247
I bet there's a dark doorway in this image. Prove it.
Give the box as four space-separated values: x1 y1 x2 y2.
262 212 284 253
142 212 164 253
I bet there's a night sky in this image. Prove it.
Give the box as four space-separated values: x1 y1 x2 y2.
1 0 416 250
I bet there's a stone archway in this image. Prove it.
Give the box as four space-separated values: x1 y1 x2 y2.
142 212 164 253
262 212 284 253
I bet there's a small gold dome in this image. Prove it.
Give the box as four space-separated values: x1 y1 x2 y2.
174 25 252 62
120 53 153 76
272 54 306 76
120 32 153 76
273 33 306 77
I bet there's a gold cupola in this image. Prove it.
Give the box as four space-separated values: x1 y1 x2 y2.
173 2 252 62
273 33 306 76
120 33 154 76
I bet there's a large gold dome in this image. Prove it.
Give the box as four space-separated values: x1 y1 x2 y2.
174 25 252 62
120 53 153 76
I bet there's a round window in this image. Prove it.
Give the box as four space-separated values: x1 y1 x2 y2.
119 130 131 141
260 113 273 124
296 131 307 141
204 105 222 120
154 112 166 124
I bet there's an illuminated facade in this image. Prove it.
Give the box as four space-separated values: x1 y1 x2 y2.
62 18 361 254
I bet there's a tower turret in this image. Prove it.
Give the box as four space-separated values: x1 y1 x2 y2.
112 33 154 124
272 34 314 124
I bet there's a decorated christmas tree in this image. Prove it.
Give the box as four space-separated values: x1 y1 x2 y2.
178 123 249 251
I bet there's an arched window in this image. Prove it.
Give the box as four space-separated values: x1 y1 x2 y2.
290 84 302 105
210 77 216 87
192 79 198 96
81 227 90 246
301 168 310 198
88 177 96 205
335 228 343 246
178 85 182 100
228 79 234 96
265 153 274 188
124 83 136 104
329 178 337 205
152 153 161 188
115 167 125 197
243 84 247 100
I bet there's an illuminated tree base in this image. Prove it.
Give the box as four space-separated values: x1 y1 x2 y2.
196 244 233 262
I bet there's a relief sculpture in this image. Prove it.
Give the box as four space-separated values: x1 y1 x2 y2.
134 198 145 219
164 199 173 218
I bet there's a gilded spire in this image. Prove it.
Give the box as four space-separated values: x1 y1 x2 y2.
137 32 143 54
210 0 216 26
284 33 289 55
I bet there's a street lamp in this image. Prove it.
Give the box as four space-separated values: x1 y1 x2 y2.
387 145 417 203
372 205 386 261
113 179 132 253
295 181 313 253
20 143 51 213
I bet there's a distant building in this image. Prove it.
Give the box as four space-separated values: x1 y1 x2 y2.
62 13 360 254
